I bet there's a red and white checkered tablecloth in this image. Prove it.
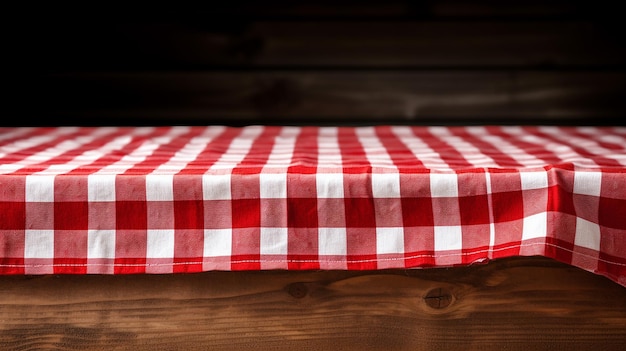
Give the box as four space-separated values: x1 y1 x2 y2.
0 126 624 286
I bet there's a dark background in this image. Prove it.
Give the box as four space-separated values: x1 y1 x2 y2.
5 0 626 126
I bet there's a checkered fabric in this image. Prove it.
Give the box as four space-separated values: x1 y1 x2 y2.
0 126 624 286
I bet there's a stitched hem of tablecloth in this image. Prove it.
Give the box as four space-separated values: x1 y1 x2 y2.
1 242 624 268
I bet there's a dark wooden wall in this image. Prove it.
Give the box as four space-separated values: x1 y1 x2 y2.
5 0 626 126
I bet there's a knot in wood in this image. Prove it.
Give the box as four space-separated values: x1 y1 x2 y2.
287 282 308 299
424 287 452 309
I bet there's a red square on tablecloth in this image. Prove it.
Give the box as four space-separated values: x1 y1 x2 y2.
401 198 434 227
89 202 116 229
522 188 549 216
288 173 317 198
431 197 461 226
0 175 25 201
492 191 524 222
115 176 146 201
232 199 261 228
344 198 376 228
0 202 24 229
346 227 376 256
173 175 204 200
231 228 260 256
174 229 204 258
147 201 174 229
600 225 626 258
287 227 318 255
54 230 88 258
599 197 626 230
0 231 25 257
55 176 88 201
260 198 287 227
116 201 147 229
317 198 346 227
203 200 232 229
374 198 404 227
115 229 147 258
459 194 490 225
548 185 576 217
288 197 317 228
55 202 88 230
174 200 204 229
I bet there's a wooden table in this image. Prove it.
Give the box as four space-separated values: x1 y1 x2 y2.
1 256 625 350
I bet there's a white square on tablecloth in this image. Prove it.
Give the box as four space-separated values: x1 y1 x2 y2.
376 227 405 254
25 175 55 202
573 172 602 196
372 173 401 198
24 230 54 258
316 173 344 198
88 174 116 202
318 227 347 255
88 229 116 259
146 174 174 201
522 212 547 240
434 225 462 251
260 173 287 199
202 174 232 200
574 217 601 251
520 171 548 190
260 227 288 255
430 173 458 198
203 229 232 257
147 229 175 258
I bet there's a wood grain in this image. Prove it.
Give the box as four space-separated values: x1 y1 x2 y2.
32 21 626 70
14 0 614 22
28 70 626 126
6 1 625 126
1 256 625 350
13 1 623 71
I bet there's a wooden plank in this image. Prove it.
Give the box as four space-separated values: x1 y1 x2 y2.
13 1 623 71
16 1 597 20
0 256 625 350
24 71 626 126
31 21 625 70
242 21 625 67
